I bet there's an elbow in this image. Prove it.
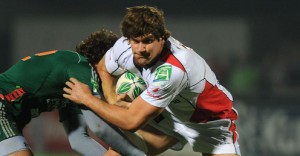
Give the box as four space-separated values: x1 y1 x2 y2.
122 120 142 132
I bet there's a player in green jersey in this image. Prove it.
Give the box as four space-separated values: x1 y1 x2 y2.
0 29 145 156
0 49 107 156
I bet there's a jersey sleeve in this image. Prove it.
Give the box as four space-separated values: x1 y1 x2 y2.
105 49 124 76
140 65 188 108
105 37 131 76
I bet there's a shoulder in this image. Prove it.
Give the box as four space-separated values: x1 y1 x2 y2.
58 50 88 62
105 37 133 74
166 36 207 73
106 37 132 62
167 37 194 55
56 50 80 57
150 63 187 90
142 64 188 106
24 50 82 65
111 37 131 53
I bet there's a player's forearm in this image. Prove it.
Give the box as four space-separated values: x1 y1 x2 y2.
83 95 142 131
63 77 145 131
101 78 117 104
97 58 117 104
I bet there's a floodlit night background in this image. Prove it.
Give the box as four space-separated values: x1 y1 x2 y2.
0 1 299 155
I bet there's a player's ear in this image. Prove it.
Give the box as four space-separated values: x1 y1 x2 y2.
160 37 165 46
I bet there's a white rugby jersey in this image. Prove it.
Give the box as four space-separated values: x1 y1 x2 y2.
105 36 239 144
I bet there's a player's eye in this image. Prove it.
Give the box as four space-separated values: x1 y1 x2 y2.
142 38 154 44
130 39 139 44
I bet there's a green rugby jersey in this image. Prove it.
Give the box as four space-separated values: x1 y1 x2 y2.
0 50 100 117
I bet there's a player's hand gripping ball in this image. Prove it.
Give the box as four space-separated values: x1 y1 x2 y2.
116 72 147 101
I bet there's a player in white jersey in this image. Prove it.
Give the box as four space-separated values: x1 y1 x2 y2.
63 5 241 156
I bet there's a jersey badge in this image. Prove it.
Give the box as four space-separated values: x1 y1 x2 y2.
152 65 172 88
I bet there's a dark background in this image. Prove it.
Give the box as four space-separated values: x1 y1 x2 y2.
1 1 300 155
1 0 300 94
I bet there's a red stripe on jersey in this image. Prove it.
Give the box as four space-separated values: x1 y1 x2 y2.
160 50 185 72
229 121 238 143
190 80 238 142
190 80 237 122
0 94 4 100
2 88 26 102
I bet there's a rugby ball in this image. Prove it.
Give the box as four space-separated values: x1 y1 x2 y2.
116 72 147 101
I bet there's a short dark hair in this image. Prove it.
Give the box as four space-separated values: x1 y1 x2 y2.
76 28 118 65
121 5 170 40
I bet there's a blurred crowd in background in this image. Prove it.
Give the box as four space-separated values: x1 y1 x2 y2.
208 32 300 98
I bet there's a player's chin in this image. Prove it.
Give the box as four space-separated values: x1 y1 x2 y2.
134 58 149 67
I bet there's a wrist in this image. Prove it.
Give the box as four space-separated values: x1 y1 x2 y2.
82 94 95 107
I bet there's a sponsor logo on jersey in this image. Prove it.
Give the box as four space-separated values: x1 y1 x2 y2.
154 65 172 82
152 65 172 89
